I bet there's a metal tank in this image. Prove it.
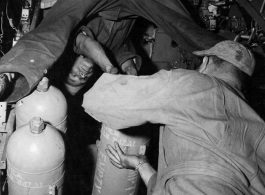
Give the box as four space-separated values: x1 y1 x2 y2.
92 124 150 195
15 77 67 133
6 117 65 195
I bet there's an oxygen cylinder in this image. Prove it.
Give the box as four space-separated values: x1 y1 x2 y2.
6 117 65 195
92 124 150 195
15 77 67 133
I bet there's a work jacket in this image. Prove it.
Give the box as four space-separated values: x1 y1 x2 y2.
83 69 265 195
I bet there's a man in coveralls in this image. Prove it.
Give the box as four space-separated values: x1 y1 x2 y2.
0 0 225 102
82 40 265 195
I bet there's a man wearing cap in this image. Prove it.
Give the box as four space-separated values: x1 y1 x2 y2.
82 40 265 195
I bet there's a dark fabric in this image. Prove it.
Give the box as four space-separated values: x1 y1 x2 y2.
73 15 139 69
0 0 225 102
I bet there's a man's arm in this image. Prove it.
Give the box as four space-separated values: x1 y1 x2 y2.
75 33 118 74
82 70 181 129
76 17 139 76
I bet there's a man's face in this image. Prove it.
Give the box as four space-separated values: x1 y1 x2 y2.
66 56 94 87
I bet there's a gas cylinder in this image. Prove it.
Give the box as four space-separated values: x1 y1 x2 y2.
92 124 150 195
15 77 67 133
6 117 65 195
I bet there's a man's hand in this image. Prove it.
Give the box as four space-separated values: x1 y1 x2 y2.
0 73 15 99
0 74 7 98
123 66 137 75
121 59 138 76
76 33 118 74
106 66 119 74
106 141 156 187
105 141 147 170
